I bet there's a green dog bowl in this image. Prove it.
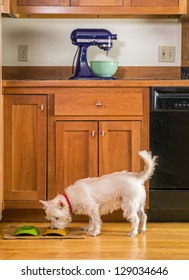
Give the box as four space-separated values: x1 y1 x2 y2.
90 61 119 78
13 225 40 236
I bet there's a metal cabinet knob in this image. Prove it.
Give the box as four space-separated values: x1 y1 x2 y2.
101 130 105 137
95 102 103 107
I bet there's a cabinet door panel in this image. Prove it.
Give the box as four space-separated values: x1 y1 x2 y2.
55 121 98 193
17 0 70 6
132 0 178 7
71 0 123 6
1 0 10 13
4 95 47 201
99 121 141 176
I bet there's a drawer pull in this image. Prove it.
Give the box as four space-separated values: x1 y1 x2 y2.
95 102 103 107
91 131 96 138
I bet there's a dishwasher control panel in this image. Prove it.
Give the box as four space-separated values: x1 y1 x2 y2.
151 87 189 111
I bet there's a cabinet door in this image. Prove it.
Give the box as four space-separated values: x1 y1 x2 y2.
4 95 47 201
71 0 123 6
1 0 10 13
99 121 142 176
131 0 178 7
55 121 98 193
17 0 70 6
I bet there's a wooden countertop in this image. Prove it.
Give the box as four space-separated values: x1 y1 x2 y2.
3 79 189 88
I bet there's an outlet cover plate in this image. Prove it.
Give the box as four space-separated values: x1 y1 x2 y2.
18 45 28 62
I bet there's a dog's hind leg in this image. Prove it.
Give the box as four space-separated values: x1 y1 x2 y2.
127 212 140 237
122 199 140 237
138 208 147 233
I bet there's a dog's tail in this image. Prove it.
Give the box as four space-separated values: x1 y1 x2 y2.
138 150 157 182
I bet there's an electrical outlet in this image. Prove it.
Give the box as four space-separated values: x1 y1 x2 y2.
158 46 175 62
18 45 28 62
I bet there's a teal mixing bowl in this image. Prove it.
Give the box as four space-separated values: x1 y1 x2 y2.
90 61 119 78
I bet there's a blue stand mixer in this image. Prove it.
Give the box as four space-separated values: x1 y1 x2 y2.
70 28 117 80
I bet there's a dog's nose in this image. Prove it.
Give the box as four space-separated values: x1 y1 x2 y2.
50 220 58 229
51 221 55 229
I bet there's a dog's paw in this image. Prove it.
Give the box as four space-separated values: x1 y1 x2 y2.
88 230 101 237
139 227 146 233
82 224 94 231
82 225 90 231
128 231 138 237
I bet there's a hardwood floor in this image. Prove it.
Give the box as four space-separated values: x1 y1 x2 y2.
0 222 189 260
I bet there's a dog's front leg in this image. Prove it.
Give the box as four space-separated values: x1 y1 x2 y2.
87 209 102 237
82 217 94 231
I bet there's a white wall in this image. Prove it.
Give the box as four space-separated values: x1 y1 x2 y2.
2 18 181 66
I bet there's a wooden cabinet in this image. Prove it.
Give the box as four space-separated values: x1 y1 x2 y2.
11 0 187 16
54 120 141 194
1 0 10 13
48 87 149 205
2 85 149 221
3 95 47 209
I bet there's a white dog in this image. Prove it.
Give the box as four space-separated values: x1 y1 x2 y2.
40 150 157 237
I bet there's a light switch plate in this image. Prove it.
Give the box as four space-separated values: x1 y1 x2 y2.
158 46 175 62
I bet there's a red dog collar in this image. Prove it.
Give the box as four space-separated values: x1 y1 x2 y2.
63 194 73 214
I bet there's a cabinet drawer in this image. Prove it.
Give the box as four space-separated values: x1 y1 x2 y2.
54 90 143 116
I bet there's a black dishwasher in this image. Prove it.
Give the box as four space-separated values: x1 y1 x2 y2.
149 87 189 221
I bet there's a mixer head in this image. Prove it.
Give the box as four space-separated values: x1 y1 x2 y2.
70 28 117 52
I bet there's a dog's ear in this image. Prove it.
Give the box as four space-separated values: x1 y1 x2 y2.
39 200 50 209
57 200 65 209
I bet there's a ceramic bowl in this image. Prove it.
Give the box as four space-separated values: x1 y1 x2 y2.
90 60 119 78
